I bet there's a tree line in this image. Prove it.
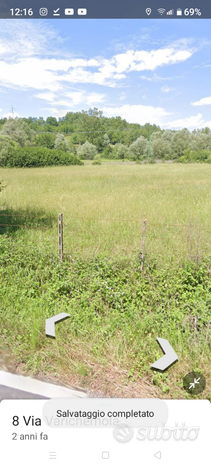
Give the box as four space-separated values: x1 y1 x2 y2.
0 108 211 166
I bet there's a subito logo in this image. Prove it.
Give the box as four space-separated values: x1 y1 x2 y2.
113 423 134 443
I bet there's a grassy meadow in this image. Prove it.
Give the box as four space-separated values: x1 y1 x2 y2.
1 162 211 261
0 162 211 399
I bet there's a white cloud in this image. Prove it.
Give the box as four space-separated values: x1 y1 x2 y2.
3 111 21 118
113 48 192 73
0 43 191 92
35 92 56 102
192 96 211 106
139 75 154 81
101 106 210 131
0 22 201 124
0 21 195 92
102 104 171 126
0 20 64 58
0 59 60 91
85 93 105 105
35 90 105 107
119 93 127 101
140 73 184 82
0 58 125 91
161 85 175 93
203 120 211 127
166 113 204 129
40 108 69 118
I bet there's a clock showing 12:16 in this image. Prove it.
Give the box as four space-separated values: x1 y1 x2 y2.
10 8 34 16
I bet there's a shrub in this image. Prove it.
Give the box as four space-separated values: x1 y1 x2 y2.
101 145 113 159
35 133 56 149
92 159 101 165
1 117 34 147
192 150 211 161
1 147 84 167
54 133 69 152
0 135 19 165
177 149 211 163
129 136 148 160
151 138 171 160
112 143 131 160
77 141 97 160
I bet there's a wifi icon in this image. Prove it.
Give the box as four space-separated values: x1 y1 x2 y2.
157 8 166 15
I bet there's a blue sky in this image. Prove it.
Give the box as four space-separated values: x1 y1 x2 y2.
0 18 210 129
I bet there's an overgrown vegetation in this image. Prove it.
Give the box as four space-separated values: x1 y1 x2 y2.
1 147 83 168
1 112 211 166
178 149 211 163
0 236 210 398
0 163 211 397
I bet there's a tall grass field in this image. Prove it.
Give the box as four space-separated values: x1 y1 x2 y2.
0 162 211 399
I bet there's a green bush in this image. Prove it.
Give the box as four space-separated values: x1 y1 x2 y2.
101 146 113 159
92 159 101 165
1 147 84 167
193 150 211 161
35 133 56 149
77 141 97 160
112 143 131 160
0 135 19 166
178 149 211 163
129 136 148 160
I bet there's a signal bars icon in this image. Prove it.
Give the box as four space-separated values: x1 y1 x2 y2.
166 9 174 15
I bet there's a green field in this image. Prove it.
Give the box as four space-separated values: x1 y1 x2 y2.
0 162 211 398
1 162 211 262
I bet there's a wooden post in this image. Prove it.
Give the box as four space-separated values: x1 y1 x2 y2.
140 219 147 271
58 213 63 261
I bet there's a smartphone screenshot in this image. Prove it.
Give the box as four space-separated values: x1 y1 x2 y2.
0 1 210 466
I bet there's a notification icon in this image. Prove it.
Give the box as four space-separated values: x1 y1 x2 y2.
78 8 87 15
39 7 48 16
65 8 74 15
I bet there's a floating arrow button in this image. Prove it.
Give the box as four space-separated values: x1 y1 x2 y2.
151 337 178 371
46 313 70 338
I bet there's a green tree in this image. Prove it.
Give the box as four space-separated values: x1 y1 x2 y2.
172 129 191 158
45 116 58 126
54 133 69 151
129 136 148 160
35 133 56 149
0 135 19 166
1 118 34 147
112 143 130 160
79 109 103 145
96 133 111 153
77 141 97 160
151 138 171 160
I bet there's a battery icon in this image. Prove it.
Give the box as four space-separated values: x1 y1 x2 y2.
177 8 182 15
